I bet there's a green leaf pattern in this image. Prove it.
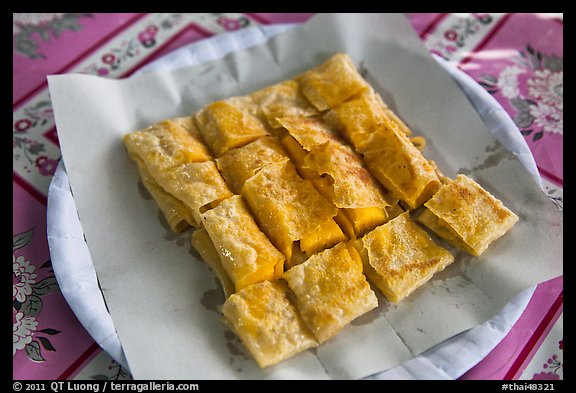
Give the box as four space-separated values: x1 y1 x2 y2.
25 341 45 362
13 228 34 251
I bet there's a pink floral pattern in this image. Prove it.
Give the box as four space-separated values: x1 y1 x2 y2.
532 372 560 380
13 255 38 303
217 15 251 31
14 119 32 132
81 15 184 77
529 69 563 110
531 339 563 380
90 359 131 380
478 44 563 142
13 130 55 176
35 156 59 176
427 13 496 60
13 100 59 176
13 311 38 355
137 25 158 48
13 228 62 362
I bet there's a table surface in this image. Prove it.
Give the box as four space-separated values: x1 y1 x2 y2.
12 13 563 381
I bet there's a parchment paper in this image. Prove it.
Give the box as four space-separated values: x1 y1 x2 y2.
47 13 562 379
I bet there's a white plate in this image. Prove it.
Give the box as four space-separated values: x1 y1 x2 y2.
47 24 540 379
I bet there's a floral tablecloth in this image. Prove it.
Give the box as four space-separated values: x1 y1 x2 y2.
13 13 563 380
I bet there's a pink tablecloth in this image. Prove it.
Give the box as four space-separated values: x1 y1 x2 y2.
12 13 563 380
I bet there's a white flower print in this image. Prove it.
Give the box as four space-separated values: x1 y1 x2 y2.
529 102 563 134
528 69 563 111
483 44 563 143
13 311 38 355
497 65 524 99
13 255 37 303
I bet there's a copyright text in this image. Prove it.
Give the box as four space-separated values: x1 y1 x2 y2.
12 382 199 393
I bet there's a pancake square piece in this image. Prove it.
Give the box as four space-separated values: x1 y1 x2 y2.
417 174 519 256
216 136 288 194
283 242 378 343
134 160 194 233
201 195 285 292
241 159 344 268
151 160 233 228
195 98 269 157
123 117 212 172
361 212 454 304
362 122 441 210
221 280 318 368
324 91 413 153
123 117 214 230
250 79 318 129
298 53 370 111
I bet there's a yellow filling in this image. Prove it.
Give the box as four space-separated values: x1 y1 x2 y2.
343 206 388 238
299 219 347 257
282 134 387 239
